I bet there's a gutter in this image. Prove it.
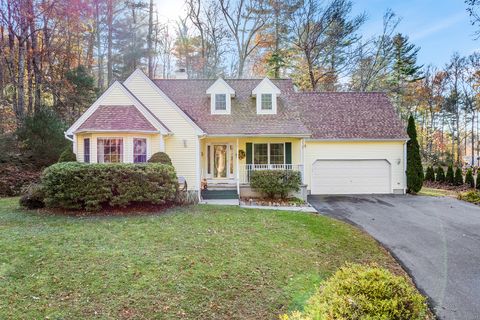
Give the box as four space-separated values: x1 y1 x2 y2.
64 131 74 142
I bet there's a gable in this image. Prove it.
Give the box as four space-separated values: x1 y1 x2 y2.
66 81 169 135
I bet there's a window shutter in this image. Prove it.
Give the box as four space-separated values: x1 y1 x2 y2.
246 143 253 164
285 142 292 165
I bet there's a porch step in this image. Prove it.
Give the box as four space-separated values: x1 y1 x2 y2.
205 183 237 191
201 189 239 200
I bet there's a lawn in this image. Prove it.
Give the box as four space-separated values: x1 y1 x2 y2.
418 187 459 198
0 197 399 319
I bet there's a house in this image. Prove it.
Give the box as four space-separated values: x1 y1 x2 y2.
65 69 408 202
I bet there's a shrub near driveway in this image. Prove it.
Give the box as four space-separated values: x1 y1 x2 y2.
42 162 178 211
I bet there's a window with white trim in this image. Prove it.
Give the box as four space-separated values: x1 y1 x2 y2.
97 138 123 163
253 143 285 165
215 94 227 111
84 138 90 163
133 138 147 163
261 94 273 110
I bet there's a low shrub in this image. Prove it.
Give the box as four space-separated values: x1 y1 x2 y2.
42 162 178 211
454 167 464 186
458 190 480 205
250 170 302 199
435 167 445 183
424 166 435 182
446 165 454 184
465 168 475 188
58 146 77 162
148 152 172 165
19 183 45 209
281 264 428 320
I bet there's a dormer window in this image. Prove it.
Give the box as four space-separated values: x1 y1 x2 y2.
252 78 281 115
261 94 273 111
215 94 227 111
206 78 235 115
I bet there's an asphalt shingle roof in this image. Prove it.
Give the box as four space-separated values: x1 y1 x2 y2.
153 79 407 140
76 105 157 133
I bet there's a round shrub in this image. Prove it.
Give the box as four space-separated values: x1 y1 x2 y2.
148 152 172 165
436 167 445 183
42 162 178 211
58 147 77 162
19 183 45 209
282 264 428 320
424 166 435 182
465 168 475 188
250 170 302 199
454 167 464 186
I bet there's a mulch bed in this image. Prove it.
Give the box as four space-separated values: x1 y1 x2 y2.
423 181 473 192
240 197 308 207
36 202 179 217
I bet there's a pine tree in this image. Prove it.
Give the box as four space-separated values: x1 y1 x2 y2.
476 171 480 190
446 165 455 184
406 115 424 193
436 167 446 183
424 166 435 182
465 168 475 188
454 167 464 186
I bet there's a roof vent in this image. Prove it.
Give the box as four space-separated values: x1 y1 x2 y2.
175 68 188 79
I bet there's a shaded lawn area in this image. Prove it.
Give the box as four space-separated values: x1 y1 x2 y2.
0 197 399 319
418 187 459 198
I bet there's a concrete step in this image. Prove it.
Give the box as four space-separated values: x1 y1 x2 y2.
201 199 239 206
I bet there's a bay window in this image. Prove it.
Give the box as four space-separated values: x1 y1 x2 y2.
97 138 123 163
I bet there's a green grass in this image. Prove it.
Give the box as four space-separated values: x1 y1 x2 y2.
418 187 458 197
0 197 397 319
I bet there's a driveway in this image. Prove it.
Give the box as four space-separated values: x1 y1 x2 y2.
308 194 480 320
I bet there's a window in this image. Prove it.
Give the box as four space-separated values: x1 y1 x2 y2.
84 138 90 163
253 143 268 165
133 138 147 163
270 143 285 164
97 138 123 163
215 94 227 111
261 94 272 110
253 143 285 165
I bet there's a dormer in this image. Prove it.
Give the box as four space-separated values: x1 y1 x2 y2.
206 78 235 115
252 78 281 115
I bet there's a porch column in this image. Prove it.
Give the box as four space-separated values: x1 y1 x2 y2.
236 138 240 194
159 134 165 152
196 136 201 201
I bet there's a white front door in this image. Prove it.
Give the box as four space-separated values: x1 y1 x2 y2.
206 143 234 179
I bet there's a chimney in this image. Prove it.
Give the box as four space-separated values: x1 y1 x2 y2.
175 68 188 79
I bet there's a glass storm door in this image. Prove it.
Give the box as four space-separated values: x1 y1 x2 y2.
213 145 228 178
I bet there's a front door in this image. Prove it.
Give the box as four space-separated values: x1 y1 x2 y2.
213 144 228 179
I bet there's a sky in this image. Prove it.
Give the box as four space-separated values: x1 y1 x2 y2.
155 0 479 68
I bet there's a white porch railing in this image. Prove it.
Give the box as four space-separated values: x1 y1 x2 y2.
239 164 304 184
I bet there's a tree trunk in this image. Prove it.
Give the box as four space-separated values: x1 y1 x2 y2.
95 0 104 90
29 1 42 113
26 38 33 114
107 0 113 84
147 0 154 78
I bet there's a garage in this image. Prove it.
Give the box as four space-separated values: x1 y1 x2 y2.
311 159 391 195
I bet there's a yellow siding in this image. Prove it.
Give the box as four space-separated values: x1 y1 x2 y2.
75 132 160 163
99 85 132 104
124 74 199 190
304 141 406 192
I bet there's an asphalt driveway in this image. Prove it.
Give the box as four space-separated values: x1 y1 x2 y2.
308 194 480 320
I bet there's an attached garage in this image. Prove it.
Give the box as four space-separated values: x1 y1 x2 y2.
311 159 391 195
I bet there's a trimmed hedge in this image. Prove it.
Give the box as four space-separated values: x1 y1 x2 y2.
281 264 428 320
250 170 301 199
424 166 435 182
42 162 178 211
446 165 454 185
148 152 172 165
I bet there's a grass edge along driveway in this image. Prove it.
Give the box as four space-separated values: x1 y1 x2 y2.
1 197 403 319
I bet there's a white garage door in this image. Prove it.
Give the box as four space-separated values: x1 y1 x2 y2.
311 159 391 195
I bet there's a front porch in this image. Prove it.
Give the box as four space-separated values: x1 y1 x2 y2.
199 137 305 200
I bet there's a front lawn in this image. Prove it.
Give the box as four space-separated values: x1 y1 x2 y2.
1 198 400 319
